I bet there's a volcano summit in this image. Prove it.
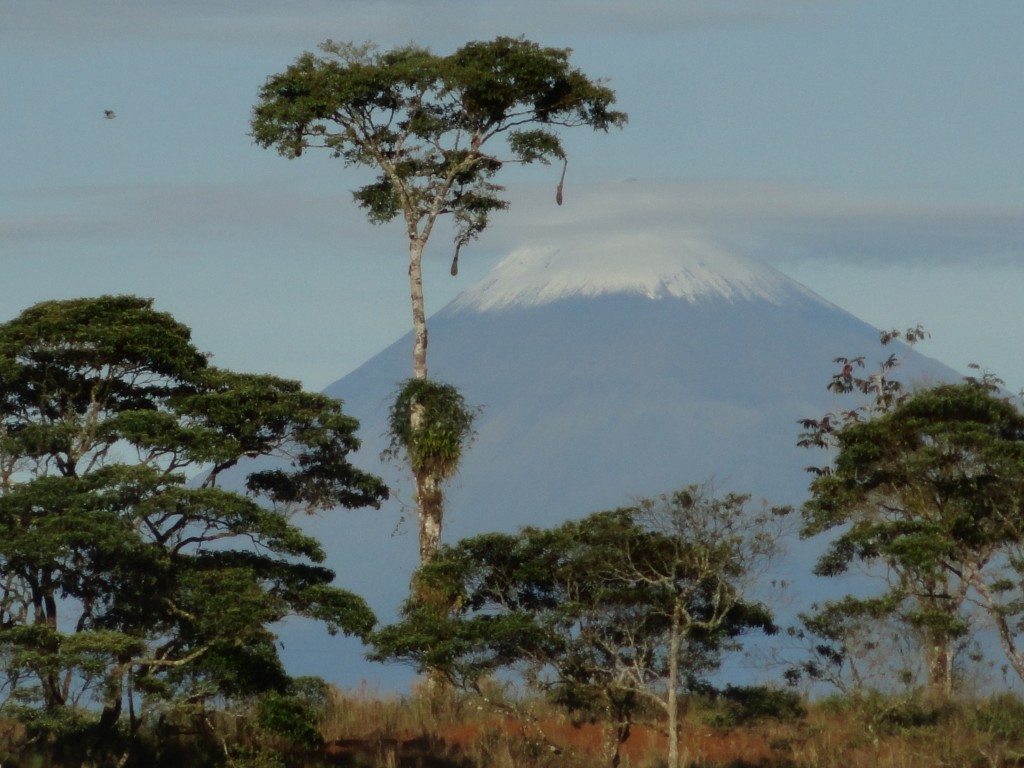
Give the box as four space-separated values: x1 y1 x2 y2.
282 239 956 687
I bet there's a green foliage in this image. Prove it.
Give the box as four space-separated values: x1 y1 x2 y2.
796 325 929 472
972 693 1024 741
803 382 1024 542
0 296 387 749
223 744 286 768
787 594 924 696
372 485 787 766
795 330 1024 698
704 685 806 728
257 679 328 749
800 381 1024 696
860 691 953 737
251 35 627 258
383 378 477 481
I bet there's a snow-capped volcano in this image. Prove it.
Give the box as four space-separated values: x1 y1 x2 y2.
451 235 826 311
275 232 960 691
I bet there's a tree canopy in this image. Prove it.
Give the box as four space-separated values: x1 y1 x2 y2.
0 296 387 753
800 380 1024 697
251 36 627 283
371 486 787 768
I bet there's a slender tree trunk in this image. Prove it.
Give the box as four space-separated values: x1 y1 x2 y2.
667 607 681 768
609 719 630 768
98 669 124 732
416 473 444 564
928 580 959 699
992 611 1024 684
974 577 1024 684
925 634 955 699
406 235 444 564
408 238 428 382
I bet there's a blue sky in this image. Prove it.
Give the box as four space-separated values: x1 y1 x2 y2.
2 0 1023 392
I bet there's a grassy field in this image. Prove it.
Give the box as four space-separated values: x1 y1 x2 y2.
3 684 1024 767
313 684 1024 768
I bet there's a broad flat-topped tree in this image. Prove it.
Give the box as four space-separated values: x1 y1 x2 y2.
251 36 626 563
0 296 386 755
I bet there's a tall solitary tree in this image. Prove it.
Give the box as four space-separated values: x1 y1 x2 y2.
251 36 626 563
0 296 387 758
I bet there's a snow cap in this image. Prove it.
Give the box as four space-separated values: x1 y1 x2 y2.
451 233 822 312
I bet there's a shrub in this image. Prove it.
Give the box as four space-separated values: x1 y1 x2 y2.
705 685 806 727
972 693 1024 741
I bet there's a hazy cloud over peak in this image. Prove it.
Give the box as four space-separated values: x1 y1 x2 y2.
489 180 1024 268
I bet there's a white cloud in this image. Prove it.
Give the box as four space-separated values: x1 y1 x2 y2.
10 175 1017 292
486 179 1024 268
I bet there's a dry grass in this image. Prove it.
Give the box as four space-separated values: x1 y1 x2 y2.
315 685 1024 768
3 685 1022 767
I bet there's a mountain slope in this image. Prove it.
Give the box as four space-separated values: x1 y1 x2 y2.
282 246 958 688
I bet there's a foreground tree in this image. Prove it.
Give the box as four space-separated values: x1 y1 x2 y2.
372 485 787 768
629 488 790 768
801 381 1024 698
0 296 387 760
251 36 627 563
792 327 933 695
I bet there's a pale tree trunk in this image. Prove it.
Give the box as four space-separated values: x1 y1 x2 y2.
406 235 445 567
990 611 1024 684
921 595 956 699
407 238 429 382
925 636 955 700
973 577 1024 685
601 717 630 768
416 473 444 564
667 607 681 768
923 578 959 700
